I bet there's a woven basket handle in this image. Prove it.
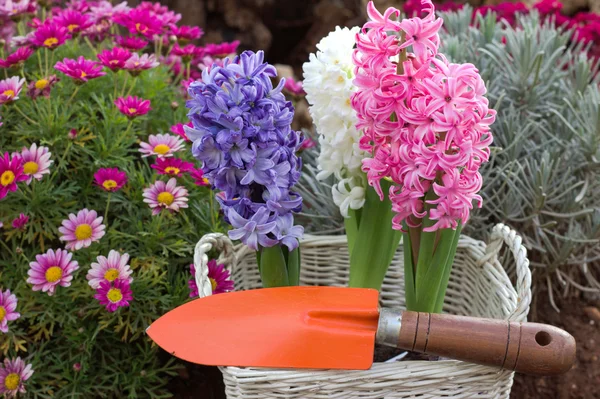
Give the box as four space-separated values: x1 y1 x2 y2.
193 233 236 298
482 223 532 321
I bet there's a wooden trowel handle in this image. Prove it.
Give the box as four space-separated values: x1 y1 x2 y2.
395 311 576 376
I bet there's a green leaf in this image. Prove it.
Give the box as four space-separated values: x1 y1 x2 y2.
433 223 463 313
287 246 301 286
345 208 360 256
259 245 290 287
402 232 416 310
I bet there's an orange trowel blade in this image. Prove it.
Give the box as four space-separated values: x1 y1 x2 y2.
147 286 380 370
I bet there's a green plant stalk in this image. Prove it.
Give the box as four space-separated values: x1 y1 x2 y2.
287 246 300 286
345 208 360 256
402 231 416 310
348 180 402 289
259 245 290 288
433 224 462 313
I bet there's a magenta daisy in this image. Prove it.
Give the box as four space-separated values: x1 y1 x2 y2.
0 76 25 105
170 121 192 142
27 75 59 99
93 167 127 192
0 152 27 200
86 250 133 289
0 289 20 333
114 95 151 118
54 9 93 35
18 143 52 183
58 208 106 251
190 168 210 186
150 157 193 177
97 47 131 71
188 260 234 297
114 35 148 51
27 248 79 295
0 357 33 397
31 21 69 49
94 279 133 312
142 178 188 215
112 8 163 39
0 46 34 69
139 134 185 158
54 56 106 84
203 40 240 57
11 213 28 229
171 44 203 62
123 53 158 76
170 25 203 44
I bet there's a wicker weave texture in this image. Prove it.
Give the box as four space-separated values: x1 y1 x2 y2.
194 224 531 399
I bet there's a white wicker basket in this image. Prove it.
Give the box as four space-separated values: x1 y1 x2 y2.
193 223 531 399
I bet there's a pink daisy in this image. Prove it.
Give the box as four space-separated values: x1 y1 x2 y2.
93 167 127 192
0 152 27 200
11 213 28 229
112 8 163 39
55 56 106 84
0 357 33 397
0 0 36 19
203 40 240 57
53 9 93 35
94 279 133 312
123 53 158 76
171 44 203 61
170 122 192 142
18 143 52 183
150 157 193 177
0 76 25 105
188 260 234 297
0 288 20 333
142 178 188 215
58 208 105 251
86 250 133 289
0 46 34 69
27 75 59 99
27 248 79 295
97 47 131 71
190 168 210 186
170 25 203 44
114 95 151 118
139 134 185 158
114 35 148 51
30 21 69 49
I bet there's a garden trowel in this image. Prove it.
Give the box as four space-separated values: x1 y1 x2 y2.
147 286 575 376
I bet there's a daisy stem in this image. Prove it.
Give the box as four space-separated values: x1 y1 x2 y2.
104 193 112 225
50 141 72 181
125 76 137 97
65 86 80 108
13 104 39 125
45 47 49 76
37 49 43 75
0 238 13 257
84 36 97 56
120 73 129 97
185 61 191 80
113 72 118 99
157 38 163 57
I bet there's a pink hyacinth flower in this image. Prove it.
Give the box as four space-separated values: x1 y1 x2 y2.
87 250 133 289
54 56 106 83
0 357 34 397
27 248 79 295
139 134 185 158
142 177 189 215
94 278 133 312
58 208 106 250
0 288 20 333
0 76 25 104
93 167 127 192
114 95 151 118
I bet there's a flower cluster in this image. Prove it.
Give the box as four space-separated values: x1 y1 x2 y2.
88 250 134 312
187 50 304 250
302 26 367 217
352 0 495 231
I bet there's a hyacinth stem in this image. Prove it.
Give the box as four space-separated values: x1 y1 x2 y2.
259 245 290 288
345 208 360 256
287 246 300 286
348 180 402 289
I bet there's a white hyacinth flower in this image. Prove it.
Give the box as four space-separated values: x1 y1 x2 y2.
303 26 366 217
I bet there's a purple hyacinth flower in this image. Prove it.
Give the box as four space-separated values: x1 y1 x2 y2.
274 213 304 251
228 206 278 250
193 135 222 169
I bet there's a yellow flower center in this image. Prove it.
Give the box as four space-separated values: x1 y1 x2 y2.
67 24 79 32
35 79 49 89
164 166 180 175
134 62 140 66
202 177 209 185
80 71 87 78
157 191 174 206
23 161 39 175
74 224 93 240
1 171 15 186
128 107 137 114
43 37 58 47
0 306 6 321
102 179 117 190
45 266 63 283
4 373 20 391
107 288 123 303
346 98 351 106
2 89 15 98
109 60 119 65
135 23 147 33
210 277 217 292
153 144 170 155
337 75 344 83
104 269 119 282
